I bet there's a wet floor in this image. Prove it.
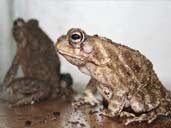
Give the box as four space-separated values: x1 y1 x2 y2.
0 97 171 128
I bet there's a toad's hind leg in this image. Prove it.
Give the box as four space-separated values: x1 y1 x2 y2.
125 111 157 125
1 77 51 106
12 90 50 106
125 100 171 125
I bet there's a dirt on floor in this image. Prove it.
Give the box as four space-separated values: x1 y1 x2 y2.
0 96 170 128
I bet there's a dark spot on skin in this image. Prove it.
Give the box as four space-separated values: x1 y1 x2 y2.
89 110 98 115
103 99 108 109
80 123 86 127
127 71 131 76
104 90 108 95
134 64 141 72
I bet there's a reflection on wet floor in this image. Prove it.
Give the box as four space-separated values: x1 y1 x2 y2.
0 97 170 128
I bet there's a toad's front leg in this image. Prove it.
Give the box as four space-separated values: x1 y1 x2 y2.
3 53 20 87
73 79 100 107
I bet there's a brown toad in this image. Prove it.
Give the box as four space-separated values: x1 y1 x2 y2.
56 28 171 125
0 18 73 106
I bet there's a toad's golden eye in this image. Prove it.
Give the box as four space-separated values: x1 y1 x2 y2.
69 30 85 46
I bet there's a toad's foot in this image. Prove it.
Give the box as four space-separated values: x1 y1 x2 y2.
72 96 100 107
119 111 135 118
100 109 114 118
72 93 100 107
100 109 137 120
125 113 157 125
125 114 147 125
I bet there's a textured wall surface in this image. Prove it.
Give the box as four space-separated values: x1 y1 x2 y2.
0 0 171 90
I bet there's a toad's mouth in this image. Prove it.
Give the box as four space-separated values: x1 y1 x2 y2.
58 49 84 61
57 49 87 66
57 49 99 67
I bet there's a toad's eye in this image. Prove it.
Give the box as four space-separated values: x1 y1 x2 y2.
69 31 85 46
71 33 81 40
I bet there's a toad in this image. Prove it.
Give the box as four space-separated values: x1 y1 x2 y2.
56 28 171 125
0 18 73 106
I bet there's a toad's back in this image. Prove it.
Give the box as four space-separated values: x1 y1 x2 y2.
109 42 169 98
19 23 60 82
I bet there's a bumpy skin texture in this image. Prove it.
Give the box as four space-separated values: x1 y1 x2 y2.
0 18 73 106
56 28 171 125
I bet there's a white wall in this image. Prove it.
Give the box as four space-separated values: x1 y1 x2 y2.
1 0 171 90
0 0 14 82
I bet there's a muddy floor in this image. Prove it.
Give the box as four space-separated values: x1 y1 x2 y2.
0 96 170 128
